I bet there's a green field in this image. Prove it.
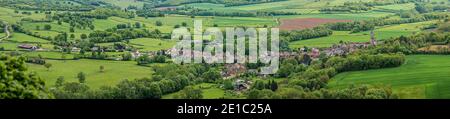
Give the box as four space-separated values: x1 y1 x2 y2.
110 15 276 33
22 21 93 40
129 38 177 51
229 0 311 11
0 42 21 50
277 11 395 20
7 33 50 43
27 59 154 88
103 0 145 9
329 55 450 99
0 7 46 23
162 83 225 99
22 51 74 59
289 20 437 48
185 3 245 12
374 3 416 11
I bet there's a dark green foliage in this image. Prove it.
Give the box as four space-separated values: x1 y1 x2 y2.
77 72 86 83
223 80 234 90
281 26 332 42
0 55 52 99
324 54 406 73
201 70 221 82
276 85 397 99
137 54 166 65
174 86 203 99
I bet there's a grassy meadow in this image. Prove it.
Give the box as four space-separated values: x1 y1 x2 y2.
129 38 177 51
27 59 154 88
329 55 450 99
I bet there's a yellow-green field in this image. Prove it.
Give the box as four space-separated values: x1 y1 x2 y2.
329 55 450 99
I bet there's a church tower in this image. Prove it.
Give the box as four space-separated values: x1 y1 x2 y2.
370 30 377 46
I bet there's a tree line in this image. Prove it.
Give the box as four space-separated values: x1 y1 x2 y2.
326 13 448 33
281 26 333 42
50 63 222 99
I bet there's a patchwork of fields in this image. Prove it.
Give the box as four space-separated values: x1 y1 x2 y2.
289 20 438 48
0 0 449 99
329 55 450 99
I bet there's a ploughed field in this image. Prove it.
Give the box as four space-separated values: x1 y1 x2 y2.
279 18 351 31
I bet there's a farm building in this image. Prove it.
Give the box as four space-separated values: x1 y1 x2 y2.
17 44 38 50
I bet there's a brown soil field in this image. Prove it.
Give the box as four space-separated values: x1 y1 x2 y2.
279 18 352 31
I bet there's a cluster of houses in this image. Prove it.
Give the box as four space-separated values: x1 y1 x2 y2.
324 30 378 56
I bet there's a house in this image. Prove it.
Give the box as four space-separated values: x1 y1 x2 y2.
310 48 320 58
222 63 247 79
71 47 81 52
18 44 38 50
91 47 99 51
234 79 251 91
324 31 377 57
131 50 142 58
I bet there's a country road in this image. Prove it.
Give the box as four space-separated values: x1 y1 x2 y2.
0 22 10 41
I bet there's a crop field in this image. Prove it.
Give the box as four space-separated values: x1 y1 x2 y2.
279 18 351 30
103 0 145 9
374 3 416 11
129 38 177 51
7 33 50 43
22 51 74 59
27 59 154 88
329 55 450 99
107 15 276 33
184 3 246 12
418 45 450 52
289 20 438 48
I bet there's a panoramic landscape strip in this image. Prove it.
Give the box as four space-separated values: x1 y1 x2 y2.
0 0 449 99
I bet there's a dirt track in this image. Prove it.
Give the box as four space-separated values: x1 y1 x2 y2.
0 22 10 41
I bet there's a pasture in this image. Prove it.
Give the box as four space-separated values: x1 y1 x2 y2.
328 55 450 99
374 3 416 12
22 21 93 40
129 38 177 51
103 0 145 9
0 7 46 23
7 33 50 43
279 18 351 30
27 59 154 88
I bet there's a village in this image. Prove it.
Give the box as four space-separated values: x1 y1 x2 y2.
13 30 379 92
